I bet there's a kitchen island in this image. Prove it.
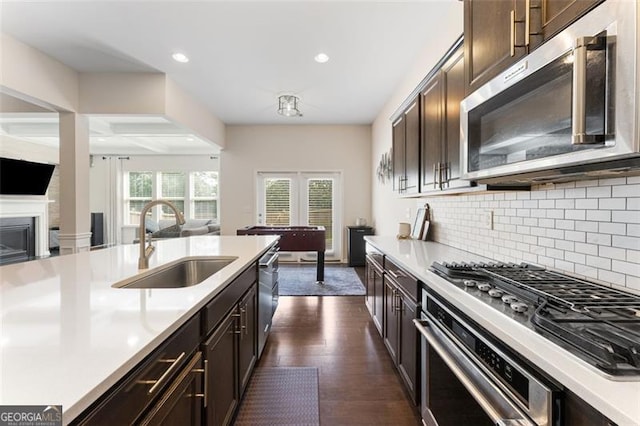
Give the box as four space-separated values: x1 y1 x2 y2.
365 236 640 426
0 235 278 424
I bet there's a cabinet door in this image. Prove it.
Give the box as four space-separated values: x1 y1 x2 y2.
365 256 375 316
404 99 420 194
464 0 527 95
138 352 203 426
530 0 604 49
420 74 443 192
373 263 384 337
238 284 258 397
443 49 465 185
383 278 399 364
392 116 406 192
397 294 419 405
204 312 238 426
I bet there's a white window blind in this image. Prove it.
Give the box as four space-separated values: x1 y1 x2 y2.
264 178 291 226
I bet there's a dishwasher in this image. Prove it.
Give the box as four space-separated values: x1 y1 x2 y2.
257 245 279 357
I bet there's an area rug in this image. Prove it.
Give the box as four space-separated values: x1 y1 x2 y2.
278 264 365 296
234 367 320 426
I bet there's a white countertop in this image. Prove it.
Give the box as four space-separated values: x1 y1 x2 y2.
365 236 640 426
0 235 278 424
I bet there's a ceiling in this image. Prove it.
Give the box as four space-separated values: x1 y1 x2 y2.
0 0 462 153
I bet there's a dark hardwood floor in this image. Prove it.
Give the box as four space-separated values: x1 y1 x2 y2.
256 294 421 425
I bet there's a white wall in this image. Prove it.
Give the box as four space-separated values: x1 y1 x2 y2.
220 125 371 262
371 2 464 236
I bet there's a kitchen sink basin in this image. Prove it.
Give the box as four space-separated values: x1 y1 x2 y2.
113 256 238 289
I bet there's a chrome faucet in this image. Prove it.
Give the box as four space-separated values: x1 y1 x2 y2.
138 200 185 269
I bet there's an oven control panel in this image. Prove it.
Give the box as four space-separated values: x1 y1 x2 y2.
427 296 530 404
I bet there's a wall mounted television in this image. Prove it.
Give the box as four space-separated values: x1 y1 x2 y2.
0 157 56 196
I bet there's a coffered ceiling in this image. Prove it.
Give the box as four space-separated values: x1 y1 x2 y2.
0 0 463 153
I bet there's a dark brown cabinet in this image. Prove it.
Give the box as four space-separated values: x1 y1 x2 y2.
421 45 466 192
72 316 202 426
464 0 604 95
138 352 204 426
382 261 420 405
203 277 258 426
464 0 527 95
530 0 604 49
365 243 384 336
238 284 257 396
204 310 239 426
392 98 420 194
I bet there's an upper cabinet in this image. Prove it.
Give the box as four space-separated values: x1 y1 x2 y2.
421 47 465 192
530 0 605 49
464 0 527 95
392 37 468 196
393 98 420 195
464 0 604 95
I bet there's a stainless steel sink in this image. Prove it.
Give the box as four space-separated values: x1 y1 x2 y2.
113 256 238 289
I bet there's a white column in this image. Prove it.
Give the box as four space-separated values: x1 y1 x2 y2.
58 112 92 254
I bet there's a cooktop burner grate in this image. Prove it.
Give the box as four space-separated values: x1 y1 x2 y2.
480 268 640 314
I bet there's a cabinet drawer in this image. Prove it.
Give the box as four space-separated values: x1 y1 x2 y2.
204 264 257 335
365 243 384 270
384 258 419 302
73 315 200 425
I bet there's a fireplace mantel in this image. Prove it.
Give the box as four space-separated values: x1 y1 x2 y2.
0 196 51 257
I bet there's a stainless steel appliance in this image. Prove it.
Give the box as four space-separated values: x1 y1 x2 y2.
430 261 640 378
415 288 561 426
257 245 279 357
461 0 639 184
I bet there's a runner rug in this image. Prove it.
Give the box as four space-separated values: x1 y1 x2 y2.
233 367 320 425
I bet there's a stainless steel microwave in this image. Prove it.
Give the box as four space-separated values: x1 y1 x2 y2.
461 0 639 183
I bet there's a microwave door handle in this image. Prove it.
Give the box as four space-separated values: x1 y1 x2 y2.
572 36 607 145
413 319 535 426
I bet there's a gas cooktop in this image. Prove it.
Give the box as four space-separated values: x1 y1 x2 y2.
431 261 640 378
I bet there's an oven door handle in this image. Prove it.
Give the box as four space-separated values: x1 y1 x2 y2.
413 319 534 426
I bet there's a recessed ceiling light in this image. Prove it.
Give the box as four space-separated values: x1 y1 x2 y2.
97 138 106 142
186 137 194 142
314 53 329 63
172 52 189 63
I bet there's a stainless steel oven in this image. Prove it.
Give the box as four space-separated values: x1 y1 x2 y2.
258 245 279 357
461 0 639 183
414 288 562 426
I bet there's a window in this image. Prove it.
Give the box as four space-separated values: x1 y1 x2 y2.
125 171 219 225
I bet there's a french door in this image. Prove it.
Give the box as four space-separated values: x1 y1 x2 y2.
256 171 342 260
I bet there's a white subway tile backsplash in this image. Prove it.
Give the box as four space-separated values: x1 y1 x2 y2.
612 235 640 250
612 185 640 198
612 260 640 277
627 198 640 210
422 180 639 291
598 222 626 235
575 221 598 233
576 198 598 209
604 198 626 210
587 186 611 198
599 246 626 261
612 210 640 224
565 230 586 242
586 210 611 222
565 188 586 198
599 177 627 186
575 242 598 256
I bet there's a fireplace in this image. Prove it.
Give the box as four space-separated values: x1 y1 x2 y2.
0 196 51 262
0 217 35 265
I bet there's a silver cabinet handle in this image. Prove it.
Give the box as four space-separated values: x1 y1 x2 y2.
387 269 399 279
413 319 534 426
139 351 186 395
192 354 208 407
510 10 516 57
